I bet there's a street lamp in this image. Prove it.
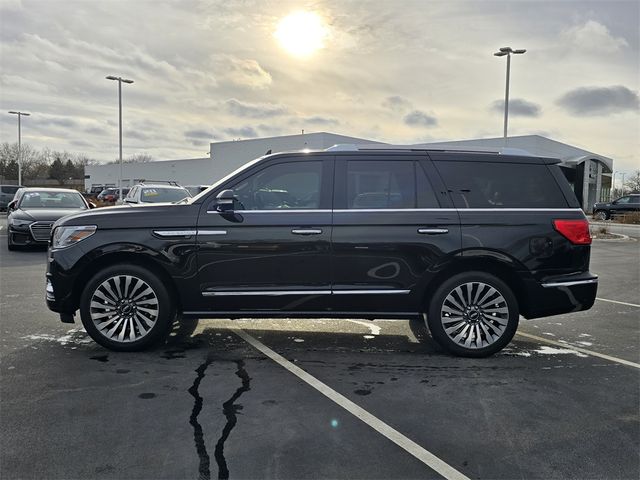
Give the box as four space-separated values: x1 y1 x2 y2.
494 46 526 144
8 111 31 186
105 75 134 202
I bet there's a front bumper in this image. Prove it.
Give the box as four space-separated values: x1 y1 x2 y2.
522 272 598 319
8 227 47 246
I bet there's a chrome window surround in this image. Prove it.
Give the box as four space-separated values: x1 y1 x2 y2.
207 208 584 214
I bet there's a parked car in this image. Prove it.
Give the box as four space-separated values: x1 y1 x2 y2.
593 194 640 220
0 185 22 211
7 188 93 250
123 183 191 204
97 188 129 203
46 147 597 357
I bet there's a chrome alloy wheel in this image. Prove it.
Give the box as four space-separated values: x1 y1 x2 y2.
89 275 159 343
440 282 509 349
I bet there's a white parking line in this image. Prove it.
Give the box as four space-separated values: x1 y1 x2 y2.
596 297 640 308
516 332 640 369
231 327 470 480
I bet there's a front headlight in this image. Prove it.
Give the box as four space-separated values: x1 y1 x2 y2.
52 225 97 249
11 219 33 227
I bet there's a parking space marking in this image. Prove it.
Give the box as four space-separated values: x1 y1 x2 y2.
516 332 640 369
596 297 640 308
231 327 470 480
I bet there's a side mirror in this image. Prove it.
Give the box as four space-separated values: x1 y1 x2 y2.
612 200 618 205
7 200 16 211
124 198 135 204
88 201 97 209
215 189 235 212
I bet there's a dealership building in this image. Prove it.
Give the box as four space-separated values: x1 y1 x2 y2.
85 132 613 212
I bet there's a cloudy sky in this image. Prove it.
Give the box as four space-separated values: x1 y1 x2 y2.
0 0 638 174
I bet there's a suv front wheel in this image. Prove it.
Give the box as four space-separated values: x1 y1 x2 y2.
425 272 519 357
79 264 175 351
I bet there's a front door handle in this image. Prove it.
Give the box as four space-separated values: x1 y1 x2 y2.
418 228 449 235
291 228 323 235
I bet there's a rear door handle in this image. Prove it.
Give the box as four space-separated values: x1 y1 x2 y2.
291 228 323 235
418 228 449 235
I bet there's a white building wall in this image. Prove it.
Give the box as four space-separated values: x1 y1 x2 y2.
85 132 380 191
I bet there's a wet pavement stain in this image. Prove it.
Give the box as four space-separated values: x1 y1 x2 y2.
138 393 156 399
188 355 214 480
89 354 109 363
214 360 251 480
162 349 186 360
354 389 372 396
116 369 130 374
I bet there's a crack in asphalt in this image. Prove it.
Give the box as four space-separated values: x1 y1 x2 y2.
214 360 251 480
188 356 214 480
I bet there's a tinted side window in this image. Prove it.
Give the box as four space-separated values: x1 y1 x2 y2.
416 162 439 208
347 160 415 209
1 186 19 195
630 196 640 204
434 161 569 208
232 161 322 210
616 197 631 204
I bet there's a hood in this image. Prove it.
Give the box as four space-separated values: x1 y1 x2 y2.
55 202 201 230
593 201 610 208
16 208 88 222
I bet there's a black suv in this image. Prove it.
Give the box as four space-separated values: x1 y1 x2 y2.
46 148 598 357
593 194 640 220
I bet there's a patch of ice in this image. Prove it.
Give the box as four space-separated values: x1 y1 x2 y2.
535 346 588 358
345 319 381 336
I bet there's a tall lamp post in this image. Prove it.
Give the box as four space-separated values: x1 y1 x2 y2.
494 46 526 144
8 111 31 186
105 75 134 202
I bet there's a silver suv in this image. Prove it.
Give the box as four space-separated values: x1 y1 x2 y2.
123 183 191 204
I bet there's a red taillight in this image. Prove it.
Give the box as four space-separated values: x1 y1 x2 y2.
553 219 592 245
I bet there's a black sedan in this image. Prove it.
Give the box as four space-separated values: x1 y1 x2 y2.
7 188 94 250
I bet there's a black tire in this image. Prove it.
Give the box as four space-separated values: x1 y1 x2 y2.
79 264 175 351
593 210 608 221
425 271 519 357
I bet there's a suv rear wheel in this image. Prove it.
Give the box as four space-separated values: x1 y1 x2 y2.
79 264 175 351
425 272 519 357
593 210 608 221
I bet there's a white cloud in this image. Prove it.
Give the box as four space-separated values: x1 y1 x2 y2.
562 20 629 53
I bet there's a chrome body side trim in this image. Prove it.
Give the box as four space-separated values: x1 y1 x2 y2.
541 278 598 288
197 230 228 235
202 289 411 296
203 290 332 296
153 230 197 237
332 289 411 295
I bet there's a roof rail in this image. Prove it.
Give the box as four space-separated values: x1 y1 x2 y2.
325 144 534 156
136 180 181 186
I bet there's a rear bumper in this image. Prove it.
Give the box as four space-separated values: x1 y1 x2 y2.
522 272 598 319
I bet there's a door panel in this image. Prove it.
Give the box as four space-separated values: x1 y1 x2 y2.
330 155 461 313
195 157 333 312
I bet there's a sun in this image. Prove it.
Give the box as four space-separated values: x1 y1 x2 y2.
275 11 329 58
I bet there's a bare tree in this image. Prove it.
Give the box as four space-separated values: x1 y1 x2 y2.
623 170 640 194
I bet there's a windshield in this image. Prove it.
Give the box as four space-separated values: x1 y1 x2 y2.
188 156 267 203
19 191 87 209
141 187 191 203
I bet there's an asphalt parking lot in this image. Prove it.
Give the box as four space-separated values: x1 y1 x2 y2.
1 222 638 480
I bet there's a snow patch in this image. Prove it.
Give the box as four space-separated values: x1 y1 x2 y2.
535 346 588 357
293 338 305 343
542 332 556 336
578 333 592 338
576 341 593 346
363 335 375 340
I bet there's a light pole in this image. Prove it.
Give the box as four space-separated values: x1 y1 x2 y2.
494 46 526 145
105 75 134 202
8 111 31 186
